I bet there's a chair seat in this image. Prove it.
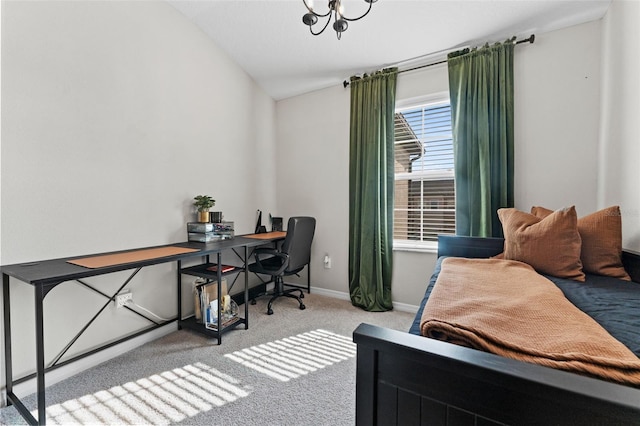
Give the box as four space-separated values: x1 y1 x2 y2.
248 256 284 274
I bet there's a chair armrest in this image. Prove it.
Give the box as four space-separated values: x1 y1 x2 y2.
253 248 290 276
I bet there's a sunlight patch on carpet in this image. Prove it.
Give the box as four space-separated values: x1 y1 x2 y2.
224 329 356 382
32 362 250 425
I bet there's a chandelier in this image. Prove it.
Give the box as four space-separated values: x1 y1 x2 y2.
302 0 378 40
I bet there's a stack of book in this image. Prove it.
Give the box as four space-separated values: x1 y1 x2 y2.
187 221 235 242
205 294 240 331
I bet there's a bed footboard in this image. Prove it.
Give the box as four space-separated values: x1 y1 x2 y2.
353 323 640 425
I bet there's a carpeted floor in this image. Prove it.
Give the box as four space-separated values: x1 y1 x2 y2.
0 293 415 425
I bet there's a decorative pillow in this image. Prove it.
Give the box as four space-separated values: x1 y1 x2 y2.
497 206 585 281
531 206 631 280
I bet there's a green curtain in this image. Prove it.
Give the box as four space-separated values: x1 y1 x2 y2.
348 68 398 312
448 40 515 237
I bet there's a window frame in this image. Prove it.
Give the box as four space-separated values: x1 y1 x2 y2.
393 92 454 253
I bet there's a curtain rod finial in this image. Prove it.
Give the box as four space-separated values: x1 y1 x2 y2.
343 80 350 88
515 34 535 45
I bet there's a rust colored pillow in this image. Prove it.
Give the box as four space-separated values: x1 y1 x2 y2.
531 206 631 280
497 206 585 281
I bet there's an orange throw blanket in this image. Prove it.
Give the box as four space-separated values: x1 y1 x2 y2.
420 257 640 386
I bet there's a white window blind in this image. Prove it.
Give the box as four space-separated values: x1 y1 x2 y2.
394 100 455 249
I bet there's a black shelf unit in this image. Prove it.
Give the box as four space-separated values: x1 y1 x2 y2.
177 249 250 344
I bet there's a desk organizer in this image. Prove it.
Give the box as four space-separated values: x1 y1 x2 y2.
187 221 234 242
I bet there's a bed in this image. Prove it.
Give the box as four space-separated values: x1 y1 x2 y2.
353 234 640 425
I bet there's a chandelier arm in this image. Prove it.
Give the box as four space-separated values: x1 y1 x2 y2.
310 14 333 36
302 0 333 18
342 1 373 22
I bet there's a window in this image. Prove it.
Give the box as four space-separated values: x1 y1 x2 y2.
394 95 455 251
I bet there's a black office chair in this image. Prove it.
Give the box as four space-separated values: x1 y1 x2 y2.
249 216 316 315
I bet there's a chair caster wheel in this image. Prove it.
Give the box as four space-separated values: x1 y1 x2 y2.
299 304 306 310
250 299 256 305
267 308 274 315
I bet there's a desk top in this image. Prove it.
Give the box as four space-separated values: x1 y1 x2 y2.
244 231 286 240
1 233 285 287
67 246 200 269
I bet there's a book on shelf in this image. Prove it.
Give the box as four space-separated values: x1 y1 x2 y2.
206 264 236 273
205 314 240 331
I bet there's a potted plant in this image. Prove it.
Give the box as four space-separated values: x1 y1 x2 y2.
193 195 215 222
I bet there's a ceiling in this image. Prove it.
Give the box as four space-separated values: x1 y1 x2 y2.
167 0 611 101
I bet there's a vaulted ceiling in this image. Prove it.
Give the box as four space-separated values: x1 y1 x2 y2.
168 0 611 100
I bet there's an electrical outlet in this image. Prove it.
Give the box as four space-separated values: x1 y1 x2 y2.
324 255 332 269
115 291 133 308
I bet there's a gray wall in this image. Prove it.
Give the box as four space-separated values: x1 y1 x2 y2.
1 0 276 388
599 0 640 251
276 20 608 309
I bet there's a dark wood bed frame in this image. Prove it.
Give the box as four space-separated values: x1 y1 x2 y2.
353 235 640 425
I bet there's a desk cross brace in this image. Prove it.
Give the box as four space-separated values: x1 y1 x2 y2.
49 268 171 368
225 247 254 293
74 278 161 326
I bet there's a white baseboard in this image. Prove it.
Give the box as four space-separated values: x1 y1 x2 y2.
308 286 351 301
310 286 419 314
391 301 420 314
4 323 177 405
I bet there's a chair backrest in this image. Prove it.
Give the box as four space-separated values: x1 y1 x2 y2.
281 216 316 272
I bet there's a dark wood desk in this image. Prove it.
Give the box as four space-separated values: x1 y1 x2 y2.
1 234 284 425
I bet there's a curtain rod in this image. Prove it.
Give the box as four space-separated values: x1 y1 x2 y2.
343 34 535 88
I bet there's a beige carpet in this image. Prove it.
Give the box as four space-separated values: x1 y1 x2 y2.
0 293 415 425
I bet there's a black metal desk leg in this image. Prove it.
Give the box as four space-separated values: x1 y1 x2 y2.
177 260 182 329
244 246 249 329
3 274 13 406
216 252 222 345
4 274 39 425
35 285 46 425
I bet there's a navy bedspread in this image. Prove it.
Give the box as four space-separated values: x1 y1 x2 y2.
410 256 640 358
